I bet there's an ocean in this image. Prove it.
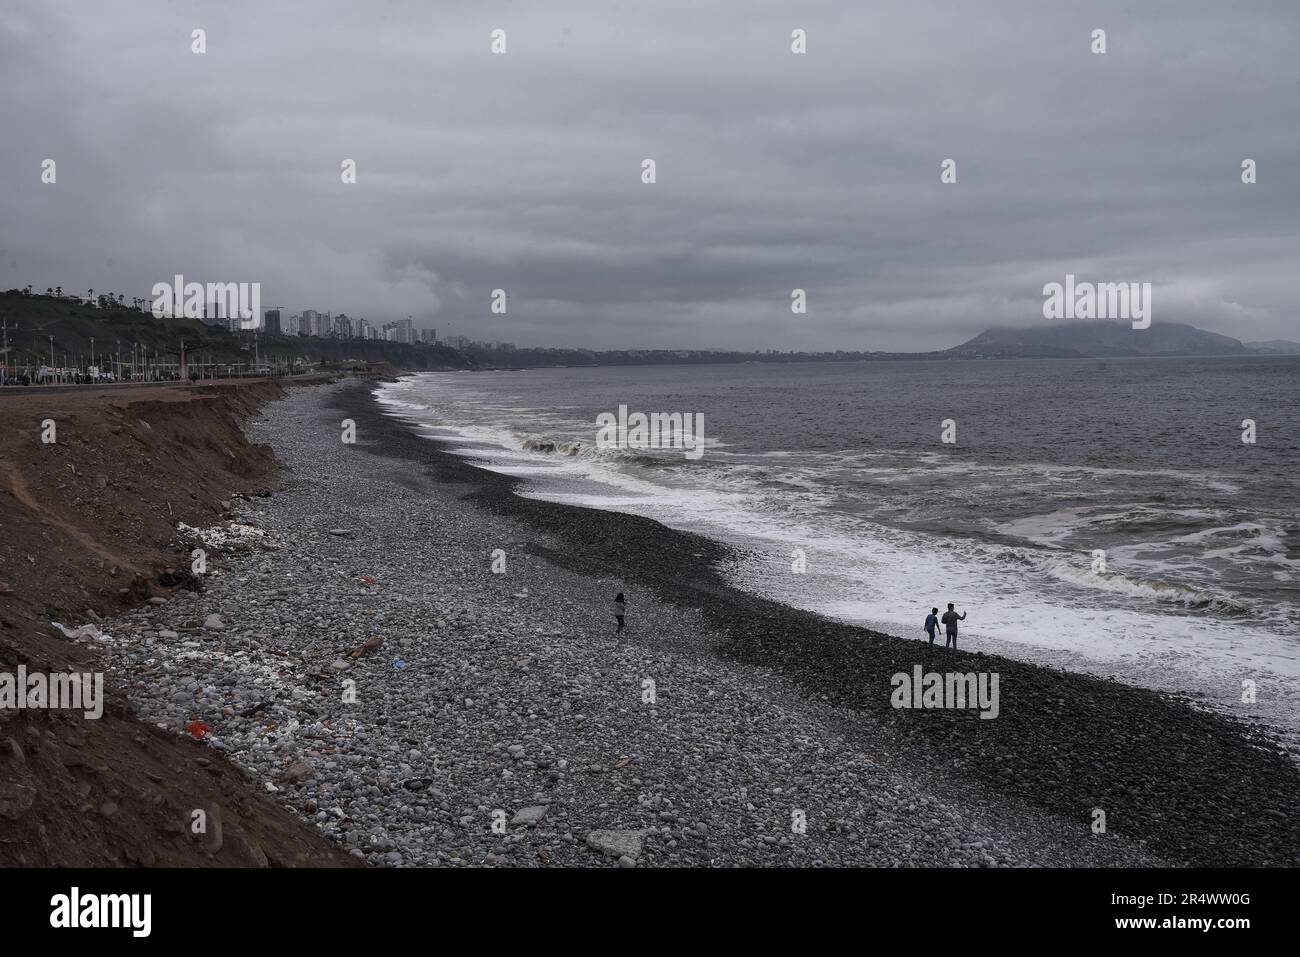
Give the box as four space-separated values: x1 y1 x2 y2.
376 357 1300 732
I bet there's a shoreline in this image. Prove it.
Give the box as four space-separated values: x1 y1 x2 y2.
345 378 1300 866
378 370 1300 748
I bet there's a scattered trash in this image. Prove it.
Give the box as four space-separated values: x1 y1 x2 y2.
186 720 212 741
51 621 110 641
360 575 380 586
348 635 384 658
393 659 406 669
614 756 632 769
176 521 279 552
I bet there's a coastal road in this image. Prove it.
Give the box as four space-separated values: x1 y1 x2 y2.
0 373 331 397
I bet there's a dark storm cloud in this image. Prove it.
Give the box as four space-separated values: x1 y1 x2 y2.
2 0 1297 350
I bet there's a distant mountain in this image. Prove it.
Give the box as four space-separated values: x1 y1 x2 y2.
947 321 1249 359
1244 339 1300 355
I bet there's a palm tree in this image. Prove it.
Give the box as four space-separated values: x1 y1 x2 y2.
46 287 53 296
55 285 62 298
86 288 94 305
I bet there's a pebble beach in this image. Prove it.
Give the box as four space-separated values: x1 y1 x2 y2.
89 381 1300 867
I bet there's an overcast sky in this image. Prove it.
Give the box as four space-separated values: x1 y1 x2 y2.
2 0 1297 351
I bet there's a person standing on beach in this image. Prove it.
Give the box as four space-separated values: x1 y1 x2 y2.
940 603 966 649
614 592 626 635
924 607 940 646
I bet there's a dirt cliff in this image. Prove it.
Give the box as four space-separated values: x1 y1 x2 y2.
0 380 355 866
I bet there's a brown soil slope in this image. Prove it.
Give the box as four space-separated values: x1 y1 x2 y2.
0 380 355 866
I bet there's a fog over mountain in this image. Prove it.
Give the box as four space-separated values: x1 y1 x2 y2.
2 0 1297 350
1244 339 1300 355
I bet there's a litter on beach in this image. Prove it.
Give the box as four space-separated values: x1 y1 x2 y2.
51 621 111 641
347 635 384 658
176 521 279 552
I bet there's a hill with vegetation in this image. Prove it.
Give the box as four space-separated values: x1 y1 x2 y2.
0 288 471 377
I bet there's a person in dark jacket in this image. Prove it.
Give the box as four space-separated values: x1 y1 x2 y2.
940 603 966 649
614 592 625 635
923 607 940 646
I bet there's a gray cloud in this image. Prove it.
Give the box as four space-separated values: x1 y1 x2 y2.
2 0 1297 350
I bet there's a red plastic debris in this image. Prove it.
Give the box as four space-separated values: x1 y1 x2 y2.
187 720 212 740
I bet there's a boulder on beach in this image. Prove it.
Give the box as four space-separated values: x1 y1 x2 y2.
510 805 548 827
586 828 648 861
280 760 314 786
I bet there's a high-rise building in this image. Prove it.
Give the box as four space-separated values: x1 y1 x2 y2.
381 319 414 343
264 309 282 335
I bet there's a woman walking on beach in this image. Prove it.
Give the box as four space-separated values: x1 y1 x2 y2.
614 592 626 635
